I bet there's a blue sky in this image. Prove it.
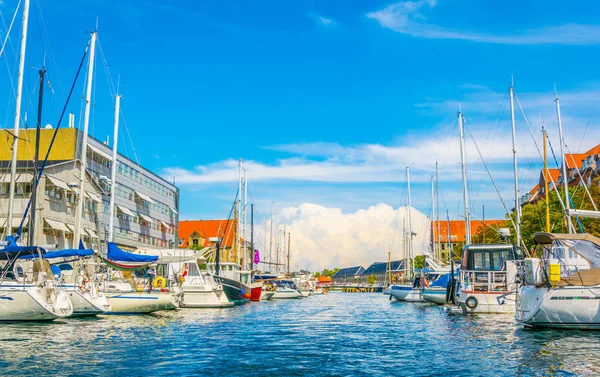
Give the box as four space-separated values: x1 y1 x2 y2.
2 0 600 229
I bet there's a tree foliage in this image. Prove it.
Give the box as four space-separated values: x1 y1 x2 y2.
367 274 377 284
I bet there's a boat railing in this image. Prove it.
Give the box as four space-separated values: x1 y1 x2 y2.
460 270 508 292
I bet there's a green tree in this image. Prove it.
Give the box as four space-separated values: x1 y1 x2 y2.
314 272 321 278
413 255 425 269
367 274 377 284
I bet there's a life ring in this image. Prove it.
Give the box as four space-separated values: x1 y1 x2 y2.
136 282 144 292
465 296 478 309
153 277 167 289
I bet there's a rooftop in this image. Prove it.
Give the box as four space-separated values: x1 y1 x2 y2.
178 219 235 248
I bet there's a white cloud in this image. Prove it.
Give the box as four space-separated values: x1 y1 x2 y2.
367 1 600 45
318 16 335 27
255 203 431 271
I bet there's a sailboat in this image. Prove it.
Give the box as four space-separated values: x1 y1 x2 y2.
455 90 523 315
515 93 600 329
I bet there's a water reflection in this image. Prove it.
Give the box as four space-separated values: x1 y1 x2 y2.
0 293 598 376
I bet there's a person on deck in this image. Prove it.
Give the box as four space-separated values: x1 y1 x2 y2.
146 264 157 291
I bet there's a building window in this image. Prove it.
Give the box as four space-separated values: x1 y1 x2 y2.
192 238 199 246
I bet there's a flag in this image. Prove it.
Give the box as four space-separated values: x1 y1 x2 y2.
254 249 260 264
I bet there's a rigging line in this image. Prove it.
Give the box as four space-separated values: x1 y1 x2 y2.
564 142 597 210
578 93 599 153
0 8 19 102
546 131 583 233
0 0 21 58
462 117 518 234
33 0 64 99
17 41 90 235
514 92 574 232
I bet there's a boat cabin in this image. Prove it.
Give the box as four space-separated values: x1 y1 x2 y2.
460 244 523 293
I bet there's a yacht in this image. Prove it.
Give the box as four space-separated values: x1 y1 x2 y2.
100 243 178 314
516 232 600 329
271 279 303 299
170 260 233 308
23 248 111 317
0 238 73 320
457 243 523 314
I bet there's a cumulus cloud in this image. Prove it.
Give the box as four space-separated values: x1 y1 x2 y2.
367 1 600 45
256 203 432 272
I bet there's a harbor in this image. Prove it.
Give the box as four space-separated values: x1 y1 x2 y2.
1 293 599 376
1 0 600 376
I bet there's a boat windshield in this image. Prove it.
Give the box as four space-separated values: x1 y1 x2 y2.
545 239 600 270
465 246 518 271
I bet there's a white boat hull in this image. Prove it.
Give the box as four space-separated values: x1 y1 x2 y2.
272 288 303 299
389 284 412 301
422 287 448 305
516 285 600 330
105 291 177 314
179 286 233 308
458 290 515 314
260 291 275 301
63 286 111 316
0 286 73 321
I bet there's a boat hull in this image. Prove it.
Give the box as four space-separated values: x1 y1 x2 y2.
272 288 303 299
422 287 449 305
389 284 412 301
215 276 250 304
105 291 177 314
250 282 263 302
65 288 111 316
260 291 275 301
179 286 233 308
0 286 73 321
458 290 515 314
516 285 600 330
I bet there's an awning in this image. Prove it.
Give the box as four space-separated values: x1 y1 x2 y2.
45 175 72 191
135 191 155 204
65 223 76 233
0 217 29 228
44 218 69 232
169 206 178 214
85 228 99 239
87 143 113 161
139 214 154 224
160 221 171 230
0 173 34 183
86 192 102 203
116 205 135 216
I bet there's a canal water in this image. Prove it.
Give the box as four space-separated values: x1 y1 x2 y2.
1 293 599 376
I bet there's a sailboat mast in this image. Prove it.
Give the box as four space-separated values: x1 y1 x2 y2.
555 90 574 233
509 85 522 246
543 127 550 233
29 66 45 246
430 175 435 256
74 31 97 248
436 161 441 260
108 94 122 242
269 202 274 269
7 0 30 238
458 109 471 245
287 232 290 277
243 168 248 270
407 167 414 275
250 203 254 270
237 159 242 266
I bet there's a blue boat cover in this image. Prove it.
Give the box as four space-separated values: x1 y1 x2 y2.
0 235 46 259
41 248 94 259
430 272 451 288
107 242 158 263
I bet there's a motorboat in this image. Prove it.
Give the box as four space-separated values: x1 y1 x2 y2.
457 243 523 314
171 260 232 308
390 257 451 302
0 237 73 321
271 280 303 299
207 262 252 304
516 232 600 330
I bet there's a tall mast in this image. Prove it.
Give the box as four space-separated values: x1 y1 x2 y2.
407 167 414 275
74 31 97 248
287 232 290 277
555 89 574 233
269 201 274 269
108 93 122 242
509 85 522 246
7 0 30 238
435 161 441 260
29 66 45 246
243 168 248 270
250 203 254 270
458 109 471 245
543 127 550 233
237 159 242 266
430 175 435 256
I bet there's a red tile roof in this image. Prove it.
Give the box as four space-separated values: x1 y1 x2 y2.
565 153 587 169
178 220 236 248
432 219 506 243
585 144 600 155
528 184 539 195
